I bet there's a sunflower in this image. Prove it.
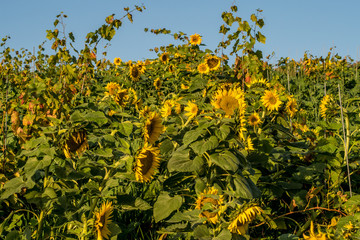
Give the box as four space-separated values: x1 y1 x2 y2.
248 112 261 127
114 88 129 107
63 129 89 158
197 63 210 74
160 52 169 63
113 57 122 66
303 221 327 240
261 90 282 111
95 201 113 240
205 55 221 71
244 136 254 151
195 187 225 224
160 100 173 118
153 77 161 90
144 112 164 144
184 100 198 119
136 61 146 74
212 86 245 117
228 206 263 235
286 96 298 118
319 94 331 118
135 143 161 182
105 82 120 96
189 33 202 45
129 64 141 81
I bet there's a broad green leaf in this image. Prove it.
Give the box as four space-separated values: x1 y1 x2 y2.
210 150 239 171
213 229 232 240
118 121 133 136
153 192 182 222
1 177 27 199
193 225 210 239
215 124 230 141
85 111 108 126
190 136 219 155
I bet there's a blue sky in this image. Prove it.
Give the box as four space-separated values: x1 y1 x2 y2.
1 0 360 65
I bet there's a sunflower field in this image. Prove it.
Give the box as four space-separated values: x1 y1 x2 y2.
1 4 360 240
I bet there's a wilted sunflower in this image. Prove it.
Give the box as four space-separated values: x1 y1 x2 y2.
205 55 221 71
129 64 141 81
105 82 120 96
63 129 89 158
261 90 282 111
95 201 113 240
113 57 122 66
197 63 210 74
144 112 164 144
189 33 202 45
184 100 198 119
160 52 169 63
286 96 298 118
195 187 225 224
228 205 263 235
303 221 327 240
248 112 261 127
212 86 245 117
135 143 160 182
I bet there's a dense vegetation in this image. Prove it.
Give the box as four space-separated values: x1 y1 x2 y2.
1 4 360 240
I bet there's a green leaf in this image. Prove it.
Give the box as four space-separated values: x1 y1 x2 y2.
278 234 299 240
190 136 219 155
118 121 133 136
94 148 113 158
153 192 182 222
228 174 260 199
168 148 204 172
213 229 232 240
85 111 108 126
193 225 210 239
1 177 27 199
215 124 230 141
210 150 239 171
183 128 205 146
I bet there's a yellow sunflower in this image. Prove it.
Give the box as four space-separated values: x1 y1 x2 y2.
105 82 120 96
286 96 298 118
63 129 89 159
244 136 254 151
248 112 261 127
144 112 164 144
129 64 141 81
113 57 122 66
303 221 327 240
205 55 221 71
228 205 263 235
184 100 198 119
114 88 129 107
136 61 146 74
189 33 202 45
95 201 113 240
135 143 161 182
197 63 210 74
319 94 331 118
261 90 282 111
160 52 169 63
211 86 245 117
195 187 225 224
153 77 161 90
160 100 173 118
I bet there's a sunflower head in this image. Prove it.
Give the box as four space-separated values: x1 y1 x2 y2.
63 129 89 158
286 96 298 118
303 221 327 240
261 90 282 112
198 63 210 74
154 77 161 90
135 143 161 182
248 112 261 127
160 52 169 63
319 94 338 119
184 100 198 119
114 88 129 107
211 86 245 117
228 205 263 235
129 64 141 81
195 187 225 224
205 55 221 71
105 82 120 96
113 57 122 66
143 112 164 144
189 33 202 45
95 201 113 240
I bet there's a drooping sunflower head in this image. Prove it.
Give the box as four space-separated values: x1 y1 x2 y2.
95 201 113 240
153 77 161 90
195 187 225 224
248 112 262 127
303 221 327 240
205 55 221 71
113 57 122 66
63 129 89 159
228 205 263 235
319 94 338 119
184 100 198 119
197 63 210 74
105 82 120 96
129 64 141 81
143 112 164 144
286 96 298 118
135 143 161 183
261 90 282 112
189 33 202 45
160 52 169 63
211 86 245 117
136 61 146 74
114 88 129 107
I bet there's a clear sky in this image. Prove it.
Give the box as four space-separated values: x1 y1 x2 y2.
1 0 360 65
